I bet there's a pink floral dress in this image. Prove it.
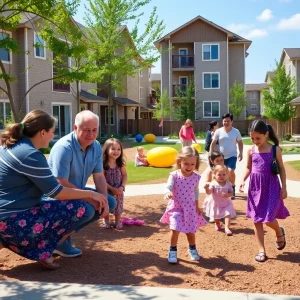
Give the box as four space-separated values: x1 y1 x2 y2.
160 170 207 233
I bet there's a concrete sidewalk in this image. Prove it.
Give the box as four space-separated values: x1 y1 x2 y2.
0 281 298 300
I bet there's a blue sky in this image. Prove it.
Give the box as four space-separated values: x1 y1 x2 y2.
75 0 300 83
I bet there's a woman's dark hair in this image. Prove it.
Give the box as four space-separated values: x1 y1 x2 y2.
102 138 126 170
208 151 224 168
250 119 279 146
0 110 55 147
222 113 233 121
208 120 218 130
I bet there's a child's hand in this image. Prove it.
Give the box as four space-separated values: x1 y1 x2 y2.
164 192 173 201
221 192 227 197
239 182 245 193
196 206 202 215
204 182 210 189
115 187 124 196
281 187 287 200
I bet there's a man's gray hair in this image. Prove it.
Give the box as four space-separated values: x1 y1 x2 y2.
75 110 99 127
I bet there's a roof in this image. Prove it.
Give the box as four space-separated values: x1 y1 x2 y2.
141 104 156 111
245 83 269 91
289 96 300 105
80 90 108 103
154 15 251 50
280 48 300 65
151 73 161 81
113 97 141 106
264 71 275 83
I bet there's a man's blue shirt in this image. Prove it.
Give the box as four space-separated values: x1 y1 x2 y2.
48 132 102 189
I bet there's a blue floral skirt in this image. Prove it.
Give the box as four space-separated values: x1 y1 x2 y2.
0 200 88 261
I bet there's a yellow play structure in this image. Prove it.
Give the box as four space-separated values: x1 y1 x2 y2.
147 147 178 168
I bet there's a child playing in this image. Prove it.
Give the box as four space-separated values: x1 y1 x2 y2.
135 146 149 167
204 151 225 184
102 138 127 229
203 165 236 236
160 146 207 264
239 120 289 262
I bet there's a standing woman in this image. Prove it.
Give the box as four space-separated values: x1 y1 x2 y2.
0 110 108 270
205 120 219 152
179 119 197 148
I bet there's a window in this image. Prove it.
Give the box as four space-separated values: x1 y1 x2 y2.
202 44 219 60
0 101 11 129
52 104 71 138
34 33 46 59
105 107 114 125
251 104 258 112
52 53 70 92
249 92 256 100
203 101 220 118
140 87 143 100
203 72 220 89
0 32 11 63
139 69 143 77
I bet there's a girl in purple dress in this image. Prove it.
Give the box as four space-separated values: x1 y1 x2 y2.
102 138 127 229
240 120 289 263
160 146 207 264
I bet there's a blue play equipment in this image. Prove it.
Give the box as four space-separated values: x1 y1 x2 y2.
135 134 143 142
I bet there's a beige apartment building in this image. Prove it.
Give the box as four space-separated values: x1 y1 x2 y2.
245 83 268 118
154 15 252 120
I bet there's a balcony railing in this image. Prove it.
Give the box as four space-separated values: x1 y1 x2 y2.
172 55 194 68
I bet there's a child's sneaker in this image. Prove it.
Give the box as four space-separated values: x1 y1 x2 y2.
168 250 178 264
188 248 200 261
231 185 236 200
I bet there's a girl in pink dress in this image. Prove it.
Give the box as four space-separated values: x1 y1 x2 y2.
203 165 236 236
160 146 207 264
102 138 127 229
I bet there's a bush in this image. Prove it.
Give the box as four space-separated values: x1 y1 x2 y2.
195 131 206 138
284 133 292 141
247 115 256 120
289 138 296 142
240 131 249 137
168 132 179 139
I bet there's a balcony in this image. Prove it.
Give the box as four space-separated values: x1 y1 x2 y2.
173 84 187 97
172 55 194 68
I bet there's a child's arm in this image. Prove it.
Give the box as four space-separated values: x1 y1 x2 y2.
221 183 233 198
194 186 202 215
204 182 213 195
164 174 174 201
239 148 252 192
120 165 127 192
275 146 287 199
203 169 212 187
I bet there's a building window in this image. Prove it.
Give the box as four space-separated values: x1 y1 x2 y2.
251 104 258 112
203 73 220 89
52 104 71 138
105 107 114 125
139 69 143 77
52 53 70 92
140 87 143 100
202 44 219 60
34 33 46 59
0 101 11 129
249 91 256 100
203 101 220 118
0 32 11 63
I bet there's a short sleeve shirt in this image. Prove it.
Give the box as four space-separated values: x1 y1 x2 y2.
48 131 102 189
0 137 63 220
213 127 242 159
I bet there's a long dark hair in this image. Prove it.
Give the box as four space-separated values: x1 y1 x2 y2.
0 110 55 147
250 119 279 146
208 150 224 168
208 120 218 130
102 138 126 170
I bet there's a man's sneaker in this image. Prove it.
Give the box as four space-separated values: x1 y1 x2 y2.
53 237 82 257
188 248 200 261
168 250 178 264
231 185 236 200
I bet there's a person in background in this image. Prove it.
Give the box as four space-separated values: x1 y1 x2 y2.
179 119 197 148
0 110 107 270
47 110 116 258
135 146 149 167
205 120 219 152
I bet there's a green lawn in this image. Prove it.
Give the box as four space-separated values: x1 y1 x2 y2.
286 160 300 171
130 142 205 152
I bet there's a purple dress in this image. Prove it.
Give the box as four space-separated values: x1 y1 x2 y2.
246 146 290 223
160 170 207 233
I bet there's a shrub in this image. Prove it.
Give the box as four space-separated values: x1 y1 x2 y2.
247 115 256 120
195 131 206 138
168 132 179 139
289 138 296 142
284 133 292 141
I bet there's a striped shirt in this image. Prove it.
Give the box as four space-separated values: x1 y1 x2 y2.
0 137 63 220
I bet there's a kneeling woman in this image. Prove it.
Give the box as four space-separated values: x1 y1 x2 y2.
0 110 108 270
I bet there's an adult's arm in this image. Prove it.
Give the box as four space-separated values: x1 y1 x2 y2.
237 140 243 161
191 128 197 143
93 172 108 198
179 126 184 139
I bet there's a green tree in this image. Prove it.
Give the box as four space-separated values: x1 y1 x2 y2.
228 81 247 120
84 0 165 136
0 0 80 122
173 78 197 121
262 62 298 139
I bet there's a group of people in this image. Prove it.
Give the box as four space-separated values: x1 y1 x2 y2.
0 109 290 270
0 110 127 270
161 115 289 264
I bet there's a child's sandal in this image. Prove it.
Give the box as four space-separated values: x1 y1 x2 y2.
115 222 123 230
102 221 111 229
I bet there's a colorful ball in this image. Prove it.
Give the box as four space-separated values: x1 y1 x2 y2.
147 147 178 168
192 143 201 153
144 133 156 143
135 134 143 142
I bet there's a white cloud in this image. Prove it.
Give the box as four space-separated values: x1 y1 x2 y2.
227 23 253 33
276 13 300 30
244 29 268 39
256 9 273 22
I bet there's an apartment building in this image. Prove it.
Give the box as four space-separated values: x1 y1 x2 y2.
154 15 251 120
245 83 268 118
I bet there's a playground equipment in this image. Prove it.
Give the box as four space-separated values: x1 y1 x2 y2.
147 147 178 168
192 143 201 153
144 133 156 143
135 134 143 142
